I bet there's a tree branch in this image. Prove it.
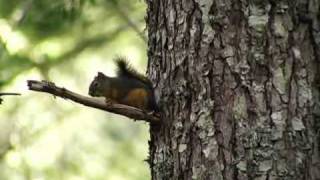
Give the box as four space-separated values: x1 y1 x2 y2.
0 93 21 96
27 80 160 124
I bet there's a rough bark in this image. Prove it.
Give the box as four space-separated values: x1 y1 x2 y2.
146 0 320 179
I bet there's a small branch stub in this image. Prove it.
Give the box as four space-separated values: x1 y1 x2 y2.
27 80 160 123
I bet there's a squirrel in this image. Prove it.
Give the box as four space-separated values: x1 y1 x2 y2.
88 57 159 112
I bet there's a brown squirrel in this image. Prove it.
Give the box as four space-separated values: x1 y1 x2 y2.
88 57 159 112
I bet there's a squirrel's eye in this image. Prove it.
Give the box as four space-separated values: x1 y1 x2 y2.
93 82 99 88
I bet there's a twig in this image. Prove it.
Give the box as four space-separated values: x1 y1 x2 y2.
0 93 21 104
0 93 21 96
27 80 160 124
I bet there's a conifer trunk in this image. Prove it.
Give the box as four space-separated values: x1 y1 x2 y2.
146 0 320 179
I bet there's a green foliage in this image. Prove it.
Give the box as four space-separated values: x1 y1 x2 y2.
0 42 35 87
0 0 21 18
0 0 149 179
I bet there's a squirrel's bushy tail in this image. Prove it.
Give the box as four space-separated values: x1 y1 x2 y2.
115 57 153 88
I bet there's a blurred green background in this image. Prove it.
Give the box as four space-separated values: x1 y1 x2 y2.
0 0 150 179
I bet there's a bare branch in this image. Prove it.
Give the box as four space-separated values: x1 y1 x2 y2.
27 80 160 124
0 93 21 96
0 93 21 104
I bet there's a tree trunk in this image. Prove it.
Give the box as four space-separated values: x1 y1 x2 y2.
146 0 320 180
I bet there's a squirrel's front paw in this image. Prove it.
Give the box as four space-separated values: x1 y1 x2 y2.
146 110 160 117
105 98 114 106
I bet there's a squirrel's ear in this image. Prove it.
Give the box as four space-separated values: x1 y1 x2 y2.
97 72 106 77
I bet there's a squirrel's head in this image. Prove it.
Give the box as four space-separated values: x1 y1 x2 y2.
88 72 110 97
